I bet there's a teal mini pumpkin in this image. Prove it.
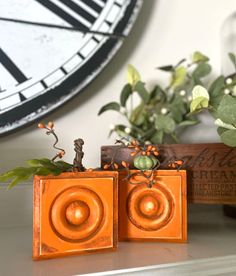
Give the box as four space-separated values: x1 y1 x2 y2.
133 155 158 170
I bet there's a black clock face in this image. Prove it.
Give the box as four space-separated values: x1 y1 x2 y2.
0 0 142 136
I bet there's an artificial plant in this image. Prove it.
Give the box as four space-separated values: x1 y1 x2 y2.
98 51 213 144
190 53 236 147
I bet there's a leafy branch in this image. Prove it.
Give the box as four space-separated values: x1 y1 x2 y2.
98 51 212 144
0 159 72 189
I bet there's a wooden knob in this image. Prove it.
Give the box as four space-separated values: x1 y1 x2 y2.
65 201 90 226
139 195 159 217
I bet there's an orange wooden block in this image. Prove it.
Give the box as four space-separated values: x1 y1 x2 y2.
33 171 118 260
118 170 187 242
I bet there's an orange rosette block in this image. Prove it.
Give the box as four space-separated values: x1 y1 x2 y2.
33 171 118 260
118 170 187 242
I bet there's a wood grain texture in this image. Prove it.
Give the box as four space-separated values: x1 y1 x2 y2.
101 143 236 204
33 171 118 260
118 170 187 242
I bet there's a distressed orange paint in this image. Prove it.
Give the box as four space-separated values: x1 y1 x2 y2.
118 170 187 242
33 171 118 260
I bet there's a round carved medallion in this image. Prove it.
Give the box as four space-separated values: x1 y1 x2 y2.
50 186 104 242
127 184 174 231
65 201 90 226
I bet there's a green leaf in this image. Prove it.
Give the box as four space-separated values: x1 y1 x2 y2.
157 65 174 72
178 120 199 127
192 51 209 63
114 124 128 138
229 53 236 70
192 63 211 79
36 167 57 176
155 115 176 134
134 81 150 103
170 66 187 89
190 96 209 112
120 83 132 107
130 104 145 126
217 95 236 124
27 158 56 169
192 85 209 100
127 64 141 86
169 93 187 123
0 167 37 189
0 170 19 182
170 93 186 113
217 127 228 136
7 175 30 190
190 85 209 112
214 118 236 130
220 129 236 147
208 76 225 97
170 105 183 123
208 76 225 112
150 85 165 101
140 128 156 140
98 102 120 115
0 158 73 189
170 132 180 143
150 130 164 144
175 58 186 68
54 161 73 171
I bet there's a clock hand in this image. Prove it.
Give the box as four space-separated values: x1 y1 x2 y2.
0 48 29 86
0 17 125 39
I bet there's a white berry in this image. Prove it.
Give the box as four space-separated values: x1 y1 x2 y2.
226 78 233 84
180 90 186 96
145 141 151 145
109 124 115 130
161 108 168 115
125 127 131 134
149 116 155 122
224 88 230 95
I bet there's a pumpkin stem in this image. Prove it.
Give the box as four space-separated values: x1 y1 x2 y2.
73 138 86 172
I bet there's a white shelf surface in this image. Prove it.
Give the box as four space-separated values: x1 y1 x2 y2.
0 205 236 276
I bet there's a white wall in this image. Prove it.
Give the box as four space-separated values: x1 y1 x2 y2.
0 0 235 226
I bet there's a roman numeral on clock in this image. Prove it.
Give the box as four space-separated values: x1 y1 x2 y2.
35 0 102 30
0 48 29 86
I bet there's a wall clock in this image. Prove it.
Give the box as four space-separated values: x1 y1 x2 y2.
0 0 142 136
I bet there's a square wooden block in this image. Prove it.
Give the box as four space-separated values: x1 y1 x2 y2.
33 171 118 260
118 170 187 242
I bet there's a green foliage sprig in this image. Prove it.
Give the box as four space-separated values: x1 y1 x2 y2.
98 51 212 144
190 53 236 147
0 159 73 189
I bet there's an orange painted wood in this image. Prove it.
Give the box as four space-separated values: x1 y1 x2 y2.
118 170 187 242
101 143 236 204
33 171 118 260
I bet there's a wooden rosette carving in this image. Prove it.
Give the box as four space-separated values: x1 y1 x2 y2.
33 171 118 260
51 186 104 242
119 170 187 242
